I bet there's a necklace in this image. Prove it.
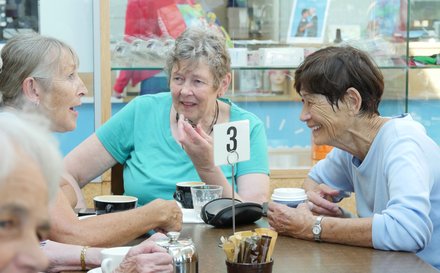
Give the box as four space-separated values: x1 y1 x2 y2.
176 100 219 135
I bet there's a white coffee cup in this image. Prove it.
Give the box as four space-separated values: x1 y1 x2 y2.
271 188 308 208
101 246 131 273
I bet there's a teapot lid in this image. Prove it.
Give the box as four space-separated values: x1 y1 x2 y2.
156 232 198 264
156 232 193 249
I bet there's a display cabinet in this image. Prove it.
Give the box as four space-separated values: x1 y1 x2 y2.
107 0 440 170
0 0 39 42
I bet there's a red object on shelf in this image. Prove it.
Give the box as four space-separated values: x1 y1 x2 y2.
312 142 333 164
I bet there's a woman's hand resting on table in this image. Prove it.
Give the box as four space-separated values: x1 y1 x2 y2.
267 202 315 239
114 233 173 273
148 199 182 234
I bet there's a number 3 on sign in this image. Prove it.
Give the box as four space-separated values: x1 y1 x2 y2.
213 120 250 166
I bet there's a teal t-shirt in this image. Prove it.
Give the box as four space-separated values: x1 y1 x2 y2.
96 92 269 205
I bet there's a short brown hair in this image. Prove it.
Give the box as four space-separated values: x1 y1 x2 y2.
294 46 384 116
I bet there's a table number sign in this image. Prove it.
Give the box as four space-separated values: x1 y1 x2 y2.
213 120 250 166
213 119 250 234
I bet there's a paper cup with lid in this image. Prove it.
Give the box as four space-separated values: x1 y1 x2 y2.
271 188 307 208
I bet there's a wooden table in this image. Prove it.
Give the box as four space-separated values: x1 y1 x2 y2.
68 219 437 273
173 219 438 273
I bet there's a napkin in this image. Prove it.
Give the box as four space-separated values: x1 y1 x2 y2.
182 208 205 223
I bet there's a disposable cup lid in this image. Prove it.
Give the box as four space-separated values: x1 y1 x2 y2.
271 194 307 201
272 188 306 199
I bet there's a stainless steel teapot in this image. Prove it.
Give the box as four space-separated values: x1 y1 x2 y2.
157 232 198 273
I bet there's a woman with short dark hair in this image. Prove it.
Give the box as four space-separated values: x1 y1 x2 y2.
268 46 440 270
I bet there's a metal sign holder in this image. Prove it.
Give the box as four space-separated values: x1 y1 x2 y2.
227 150 239 234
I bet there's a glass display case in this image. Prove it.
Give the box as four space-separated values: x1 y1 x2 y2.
0 0 39 42
108 0 440 170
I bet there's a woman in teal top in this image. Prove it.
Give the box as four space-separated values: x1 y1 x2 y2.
65 26 270 206
96 92 268 205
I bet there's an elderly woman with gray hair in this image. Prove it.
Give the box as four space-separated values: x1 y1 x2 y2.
0 114 173 273
0 33 176 272
0 114 63 272
64 25 270 208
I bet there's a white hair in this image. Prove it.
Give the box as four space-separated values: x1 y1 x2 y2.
0 112 62 201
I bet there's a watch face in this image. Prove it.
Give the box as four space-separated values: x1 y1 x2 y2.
312 226 321 235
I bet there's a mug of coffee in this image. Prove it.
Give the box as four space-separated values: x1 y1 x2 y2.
173 182 205 209
94 195 138 215
271 188 307 208
101 246 131 273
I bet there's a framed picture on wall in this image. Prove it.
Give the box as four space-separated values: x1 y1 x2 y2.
286 0 330 44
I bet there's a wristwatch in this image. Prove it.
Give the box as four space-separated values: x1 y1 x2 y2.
312 215 324 242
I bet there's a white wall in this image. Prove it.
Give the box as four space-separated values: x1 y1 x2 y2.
109 0 127 42
39 0 94 72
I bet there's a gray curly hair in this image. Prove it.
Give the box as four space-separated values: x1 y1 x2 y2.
164 26 231 90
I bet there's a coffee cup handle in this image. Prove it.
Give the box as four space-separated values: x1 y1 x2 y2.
173 190 183 202
105 204 114 214
101 258 113 273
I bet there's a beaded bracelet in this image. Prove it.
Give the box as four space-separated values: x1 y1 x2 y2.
80 246 89 271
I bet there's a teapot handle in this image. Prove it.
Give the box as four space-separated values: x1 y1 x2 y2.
101 258 113 273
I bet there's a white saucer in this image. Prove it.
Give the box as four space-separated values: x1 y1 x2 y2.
87 267 101 273
78 214 96 220
181 208 205 224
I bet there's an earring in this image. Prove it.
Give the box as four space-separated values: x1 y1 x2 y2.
34 99 40 107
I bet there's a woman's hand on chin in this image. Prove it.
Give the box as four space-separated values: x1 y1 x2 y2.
177 114 214 170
